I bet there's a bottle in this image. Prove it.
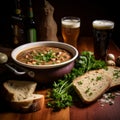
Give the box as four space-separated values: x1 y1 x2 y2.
25 0 37 42
11 0 25 48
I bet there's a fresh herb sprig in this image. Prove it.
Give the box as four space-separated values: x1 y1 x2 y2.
47 51 107 111
75 51 107 72
33 50 55 63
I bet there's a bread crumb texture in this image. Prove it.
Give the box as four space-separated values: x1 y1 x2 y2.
1 80 44 113
73 69 111 103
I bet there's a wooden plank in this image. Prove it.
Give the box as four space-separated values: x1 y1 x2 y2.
70 95 120 120
0 108 70 120
0 89 70 120
70 37 120 120
0 37 120 120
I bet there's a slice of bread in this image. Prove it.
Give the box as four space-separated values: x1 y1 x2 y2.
1 80 44 113
102 66 120 88
9 94 44 113
2 80 37 101
72 69 111 103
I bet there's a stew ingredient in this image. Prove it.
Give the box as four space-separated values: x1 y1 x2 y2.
16 46 72 65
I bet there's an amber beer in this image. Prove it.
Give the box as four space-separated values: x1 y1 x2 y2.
61 17 80 48
92 20 114 60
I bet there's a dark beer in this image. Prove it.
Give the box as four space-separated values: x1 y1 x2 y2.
92 20 114 60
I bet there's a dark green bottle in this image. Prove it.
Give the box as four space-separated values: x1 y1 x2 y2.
11 0 25 47
25 0 37 42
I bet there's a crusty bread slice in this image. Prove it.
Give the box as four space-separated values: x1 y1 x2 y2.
72 69 111 103
102 66 120 88
2 80 37 101
9 94 44 113
1 80 44 113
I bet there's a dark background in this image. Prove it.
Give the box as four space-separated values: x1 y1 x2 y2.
0 0 119 48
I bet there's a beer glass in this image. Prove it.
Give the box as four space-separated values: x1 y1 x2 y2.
61 16 80 48
92 20 114 60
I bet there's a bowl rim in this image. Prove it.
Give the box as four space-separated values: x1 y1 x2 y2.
11 41 79 69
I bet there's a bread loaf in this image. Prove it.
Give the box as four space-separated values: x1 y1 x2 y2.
1 80 44 113
8 94 44 113
2 80 37 101
72 69 111 103
102 66 120 88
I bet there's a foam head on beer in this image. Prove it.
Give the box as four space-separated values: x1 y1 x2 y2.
61 18 80 28
92 20 114 30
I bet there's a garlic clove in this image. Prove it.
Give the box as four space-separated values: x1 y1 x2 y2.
106 60 116 66
106 53 115 61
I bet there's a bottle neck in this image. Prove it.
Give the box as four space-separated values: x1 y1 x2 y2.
28 0 34 18
15 0 22 15
12 0 23 21
29 7 33 18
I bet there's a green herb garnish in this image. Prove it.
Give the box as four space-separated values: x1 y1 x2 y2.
77 81 83 85
85 87 90 94
46 51 107 111
113 70 120 79
33 50 55 64
96 76 102 81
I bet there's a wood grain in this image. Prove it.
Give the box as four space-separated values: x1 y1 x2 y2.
0 37 120 120
0 89 70 120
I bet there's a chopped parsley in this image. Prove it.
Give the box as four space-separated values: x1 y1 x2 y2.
113 70 120 79
96 76 102 81
85 87 90 94
77 81 83 85
33 50 55 63
46 51 107 111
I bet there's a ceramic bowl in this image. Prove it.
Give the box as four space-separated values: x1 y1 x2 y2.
11 41 78 84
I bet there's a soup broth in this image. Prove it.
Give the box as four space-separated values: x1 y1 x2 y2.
16 46 72 65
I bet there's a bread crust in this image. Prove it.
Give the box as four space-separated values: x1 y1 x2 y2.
0 80 44 113
8 94 44 113
72 69 111 103
102 66 120 88
2 80 37 101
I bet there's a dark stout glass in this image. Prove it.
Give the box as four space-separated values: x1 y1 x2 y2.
92 20 114 60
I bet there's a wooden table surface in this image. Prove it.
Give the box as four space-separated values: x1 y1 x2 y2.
0 37 120 120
